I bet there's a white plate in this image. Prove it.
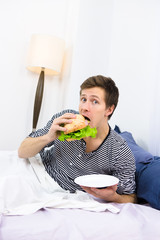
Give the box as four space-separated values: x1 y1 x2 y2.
74 174 119 188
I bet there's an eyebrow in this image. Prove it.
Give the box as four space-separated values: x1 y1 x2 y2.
80 94 100 100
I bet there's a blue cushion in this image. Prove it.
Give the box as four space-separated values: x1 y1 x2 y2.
136 157 160 210
114 125 160 210
114 126 154 163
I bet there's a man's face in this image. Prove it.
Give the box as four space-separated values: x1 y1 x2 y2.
79 87 111 129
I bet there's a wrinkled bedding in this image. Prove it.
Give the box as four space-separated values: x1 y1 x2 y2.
0 151 160 240
0 151 119 215
1 202 160 240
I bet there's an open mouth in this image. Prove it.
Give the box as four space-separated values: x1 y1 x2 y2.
83 116 90 121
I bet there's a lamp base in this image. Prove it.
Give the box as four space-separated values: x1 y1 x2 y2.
32 70 44 131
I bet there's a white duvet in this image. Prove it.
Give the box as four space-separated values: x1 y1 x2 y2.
0 151 120 215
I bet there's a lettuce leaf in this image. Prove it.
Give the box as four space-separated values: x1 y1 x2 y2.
58 126 97 141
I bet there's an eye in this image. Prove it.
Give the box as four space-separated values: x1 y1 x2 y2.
93 100 98 104
81 97 86 102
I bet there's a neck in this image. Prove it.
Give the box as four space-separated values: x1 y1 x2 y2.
84 123 110 146
96 123 110 141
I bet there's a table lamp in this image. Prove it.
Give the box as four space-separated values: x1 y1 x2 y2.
27 34 65 131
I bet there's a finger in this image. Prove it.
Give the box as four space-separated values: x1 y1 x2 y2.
81 186 94 194
53 118 73 126
80 186 90 192
107 184 118 191
90 187 102 194
54 113 77 125
60 113 76 119
56 126 67 132
59 118 73 124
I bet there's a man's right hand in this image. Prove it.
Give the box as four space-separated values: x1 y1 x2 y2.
18 113 76 159
46 113 76 142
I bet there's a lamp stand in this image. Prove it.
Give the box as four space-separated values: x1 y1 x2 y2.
32 69 44 131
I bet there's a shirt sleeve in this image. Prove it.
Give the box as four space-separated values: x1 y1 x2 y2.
113 142 136 195
28 109 78 150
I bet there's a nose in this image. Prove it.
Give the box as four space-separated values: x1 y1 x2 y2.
81 100 90 112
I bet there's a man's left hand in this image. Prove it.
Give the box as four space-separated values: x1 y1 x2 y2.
81 184 118 202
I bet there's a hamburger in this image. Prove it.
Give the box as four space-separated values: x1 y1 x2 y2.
58 114 97 141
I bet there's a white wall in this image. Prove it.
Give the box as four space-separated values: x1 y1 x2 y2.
64 0 160 154
0 0 160 155
64 0 114 110
108 0 160 153
0 0 72 150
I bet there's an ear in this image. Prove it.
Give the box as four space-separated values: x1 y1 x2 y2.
105 105 115 118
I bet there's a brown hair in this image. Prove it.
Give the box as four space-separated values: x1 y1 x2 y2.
80 75 119 119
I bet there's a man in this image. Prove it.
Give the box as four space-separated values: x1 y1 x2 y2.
18 75 136 203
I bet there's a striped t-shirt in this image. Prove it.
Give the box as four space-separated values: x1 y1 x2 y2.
29 109 136 194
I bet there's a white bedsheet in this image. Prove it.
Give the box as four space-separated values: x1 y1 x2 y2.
1 151 160 240
1 200 160 240
0 151 120 215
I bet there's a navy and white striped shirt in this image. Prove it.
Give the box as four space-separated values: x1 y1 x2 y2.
29 109 136 194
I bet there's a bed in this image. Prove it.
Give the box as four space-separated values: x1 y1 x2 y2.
0 128 160 240
1 200 160 240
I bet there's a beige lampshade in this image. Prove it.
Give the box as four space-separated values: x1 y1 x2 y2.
27 34 65 75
